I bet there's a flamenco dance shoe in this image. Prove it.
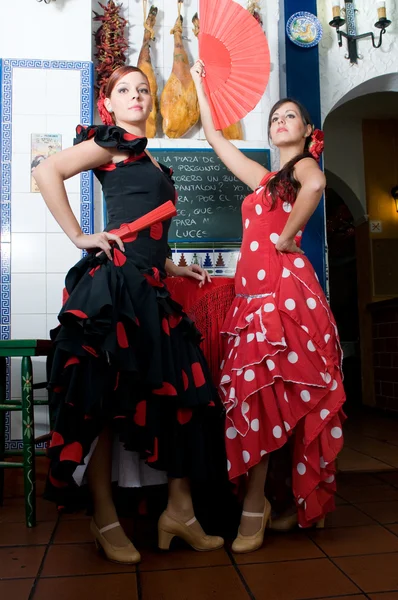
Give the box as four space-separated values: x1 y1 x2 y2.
232 498 272 554
90 520 141 564
158 511 224 552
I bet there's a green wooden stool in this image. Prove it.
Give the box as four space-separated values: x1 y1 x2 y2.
0 339 52 527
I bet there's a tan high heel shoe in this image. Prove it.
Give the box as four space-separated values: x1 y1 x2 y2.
232 498 272 554
90 519 141 564
158 511 224 552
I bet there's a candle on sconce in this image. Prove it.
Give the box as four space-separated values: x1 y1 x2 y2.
377 1 387 20
332 1 341 18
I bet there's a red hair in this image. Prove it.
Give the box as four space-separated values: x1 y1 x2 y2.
97 66 149 125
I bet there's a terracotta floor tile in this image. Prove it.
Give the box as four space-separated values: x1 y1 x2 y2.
233 531 324 564
338 484 398 504
324 505 377 528
335 494 349 505
343 436 398 468
0 578 34 600
140 547 231 572
337 447 394 472
387 524 398 536
334 552 398 592
0 521 55 547
378 472 398 487
53 520 93 544
308 524 398 557
60 510 91 521
0 497 58 523
4 457 49 499
239 558 359 600
141 565 250 600
357 501 398 524
34 574 138 600
0 546 46 579
337 472 385 487
369 594 398 599
41 543 137 577
317 597 366 600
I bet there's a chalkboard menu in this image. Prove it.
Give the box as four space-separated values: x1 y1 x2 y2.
149 148 271 242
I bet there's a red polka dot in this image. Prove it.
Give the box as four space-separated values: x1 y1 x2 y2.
84 415 93 420
208 401 216 407
177 408 193 425
169 315 182 328
153 382 177 396
89 265 100 277
62 287 69 305
65 309 88 319
82 345 98 357
114 372 120 391
53 386 63 394
64 356 80 368
182 370 189 391
49 473 68 488
147 437 159 463
162 318 170 336
150 223 163 240
134 400 147 426
60 441 83 464
169 168 174 176
123 132 138 141
113 248 127 267
113 415 127 419
138 499 148 516
122 231 138 243
76 125 82 134
116 322 129 349
192 362 206 388
50 432 65 448
143 274 164 288
87 128 96 139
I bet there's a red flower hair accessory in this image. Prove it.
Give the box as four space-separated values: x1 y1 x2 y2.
97 91 114 126
308 129 324 162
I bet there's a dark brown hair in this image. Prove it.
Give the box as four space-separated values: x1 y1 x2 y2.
104 65 149 98
265 98 315 209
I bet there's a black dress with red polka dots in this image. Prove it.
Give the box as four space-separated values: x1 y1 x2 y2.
45 125 225 505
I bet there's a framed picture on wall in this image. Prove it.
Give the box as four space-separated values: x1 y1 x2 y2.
30 133 62 192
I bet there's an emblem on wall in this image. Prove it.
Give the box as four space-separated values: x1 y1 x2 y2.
286 11 323 48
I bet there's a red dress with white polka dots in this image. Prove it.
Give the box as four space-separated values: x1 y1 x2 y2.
219 172 346 528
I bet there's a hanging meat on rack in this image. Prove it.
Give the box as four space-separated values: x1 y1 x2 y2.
160 1 199 138
191 12 243 140
138 2 159 138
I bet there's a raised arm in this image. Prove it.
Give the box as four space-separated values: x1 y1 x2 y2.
33 139 124 258
276 158 326 254
191 60 269 191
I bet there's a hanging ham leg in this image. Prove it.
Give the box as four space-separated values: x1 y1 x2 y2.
161 14 199 138
138 5 159 138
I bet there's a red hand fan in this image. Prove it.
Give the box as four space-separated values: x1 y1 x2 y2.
109 200 177 241
198 0 271 130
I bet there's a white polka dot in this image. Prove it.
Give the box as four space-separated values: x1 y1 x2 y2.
250 241 259 252
245 219 250 229
284 391 289 402
226 427 237 439
331 426 342 439
255 186 264 195
324 334 331 343
325 475 335 484
270 233 279 244
297 462 306 475
298 497 304 505
325 373 332 384
300 390 311 402
227 460 231 471
255 204 263 215
256 332 265 342
322 356 327 364
229 388 236 400
257 269 266 281
288 352 298 364
228 349 233 359
284 421 291 432
244 369 255 382
238 252 242 261
297 230 303 237
246 313 254 323
302 325 309 333
247 297 252 304
247 333 255 343
242 450 251 463
331 379 338 391
281 337 286 345
306 297 317 310
233 307 238 317
273 425 282 439
264 303 275 313
320 409 330 420
320 456 327 469
234 336 241 347
237 369 243 376
282 268 291 278
294 257 305 268
307 340 316 352
221 375 229 384
285 299 296 311
315 272 319 281
234 353 238 360
260 450 267 457
242 277 247 287
220 360 225 370
266 359 275 371
251 419 260 432
242 401 250 414
283 201 292 213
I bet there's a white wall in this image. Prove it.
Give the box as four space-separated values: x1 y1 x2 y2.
317 0 398 121
0 0 92 61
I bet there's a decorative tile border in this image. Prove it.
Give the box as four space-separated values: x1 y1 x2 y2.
0 59 94 450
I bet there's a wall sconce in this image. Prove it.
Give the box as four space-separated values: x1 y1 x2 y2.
392 186 398 213
329 1 391 64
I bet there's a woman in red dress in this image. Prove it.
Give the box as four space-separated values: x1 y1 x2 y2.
192 60 346 553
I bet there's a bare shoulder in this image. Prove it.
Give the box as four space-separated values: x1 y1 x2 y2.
294 157 326 187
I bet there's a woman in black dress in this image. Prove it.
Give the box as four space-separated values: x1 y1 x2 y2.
33 66 225 564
